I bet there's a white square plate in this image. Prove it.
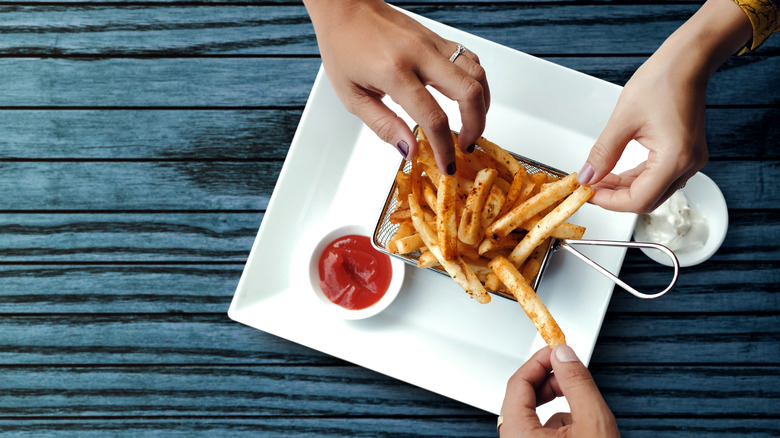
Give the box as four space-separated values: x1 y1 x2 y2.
229 8 645 416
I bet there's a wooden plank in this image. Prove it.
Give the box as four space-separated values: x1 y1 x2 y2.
0 107 775 160
0 364 774 418
0 213 260 262
0 161 280 210
593 313 780 364
0 258 774 314
0 56 774 107
0 418 498 438
0 208 774 264
0 313 776 365
0 417 775 438
0 264 243 314
0 4 776 56
0 160 773 210
592 364 780 417
0 110 300 160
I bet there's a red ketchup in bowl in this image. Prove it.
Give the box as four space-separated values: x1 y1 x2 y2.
318 234 393 310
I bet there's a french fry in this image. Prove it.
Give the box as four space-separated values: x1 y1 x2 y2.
437 175 459 261
485 173 578 241
458 168 498 245
521 237 551 282
476 136 522 177
396 234 425 254
520 215 587 240
480 185 506 234
387 221 415 253
497 167 528 219
417 249 438 268
409 192 490 303
509 184 594 267
489 256 565 348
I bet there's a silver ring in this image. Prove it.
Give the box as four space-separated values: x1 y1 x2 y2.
449 43 467 62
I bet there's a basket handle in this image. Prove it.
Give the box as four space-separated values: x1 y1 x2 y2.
556 239 679 299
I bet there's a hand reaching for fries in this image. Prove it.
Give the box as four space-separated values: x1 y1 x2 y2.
498 345 619 437
302 0 490 176
577 0 752 214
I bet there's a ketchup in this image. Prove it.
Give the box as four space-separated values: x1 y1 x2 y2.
318 234 393 310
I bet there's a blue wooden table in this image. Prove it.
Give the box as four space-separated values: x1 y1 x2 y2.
0 1 777 436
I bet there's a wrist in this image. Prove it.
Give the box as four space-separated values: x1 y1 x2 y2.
654 0 752 83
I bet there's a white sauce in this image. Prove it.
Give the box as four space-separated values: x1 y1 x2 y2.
636 191 709 253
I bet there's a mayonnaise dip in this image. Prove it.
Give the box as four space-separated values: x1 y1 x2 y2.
635 191 709 253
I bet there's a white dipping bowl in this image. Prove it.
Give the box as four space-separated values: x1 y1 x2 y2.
633 172 728 267
307 224 405 320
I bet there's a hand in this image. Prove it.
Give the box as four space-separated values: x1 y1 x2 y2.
499 345 619 437
577 50 710 214
576 0 751 213
303 0 490 175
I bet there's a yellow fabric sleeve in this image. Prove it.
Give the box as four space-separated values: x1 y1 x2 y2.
732 0 780 52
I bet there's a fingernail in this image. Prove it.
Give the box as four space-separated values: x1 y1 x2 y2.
396 140 409 159
554 345 580 363
466 144 475 153
446 161 457 176
577 163 594 185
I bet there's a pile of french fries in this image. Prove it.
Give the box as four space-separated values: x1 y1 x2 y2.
386 128 594 347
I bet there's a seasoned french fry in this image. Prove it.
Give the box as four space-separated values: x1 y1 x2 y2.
409 192 490 303
396 234 425 254
387 221 415 253
521 237 551 282
489 256 565 348
458 168 498 245
476 136 522 177
417 249 438 268
485 173 578 241
497 167 528 219
520 215 587 240
480 185 506 234
509 184 594 267
437 175 459 261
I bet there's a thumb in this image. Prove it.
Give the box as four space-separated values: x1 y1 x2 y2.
578 114 636 186
550 345 613 424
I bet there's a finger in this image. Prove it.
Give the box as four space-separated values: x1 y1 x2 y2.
420 44 488 155
543 412 572 429
450 47 491 151
500 347 553 434
550 345 615 426
349 91 419 161
578 107 637 186
649 167 699 211
593 159 682 213
387 71 456 175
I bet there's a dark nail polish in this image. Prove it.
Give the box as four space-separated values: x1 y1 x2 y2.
446 161 456 176
466 144 475 153
396 140 409 159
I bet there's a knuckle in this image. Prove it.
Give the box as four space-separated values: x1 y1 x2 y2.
422 108 449 134
589 141 614 165
461 78 484 106
368 117 397 144
468 62 487 84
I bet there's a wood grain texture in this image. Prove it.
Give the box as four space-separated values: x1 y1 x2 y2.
0 160 774 210
0 0 777 435
0 107 776 160
0 4 776 56
0 57 776 106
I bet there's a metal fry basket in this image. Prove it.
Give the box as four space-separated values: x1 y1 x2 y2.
371 141 679 301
